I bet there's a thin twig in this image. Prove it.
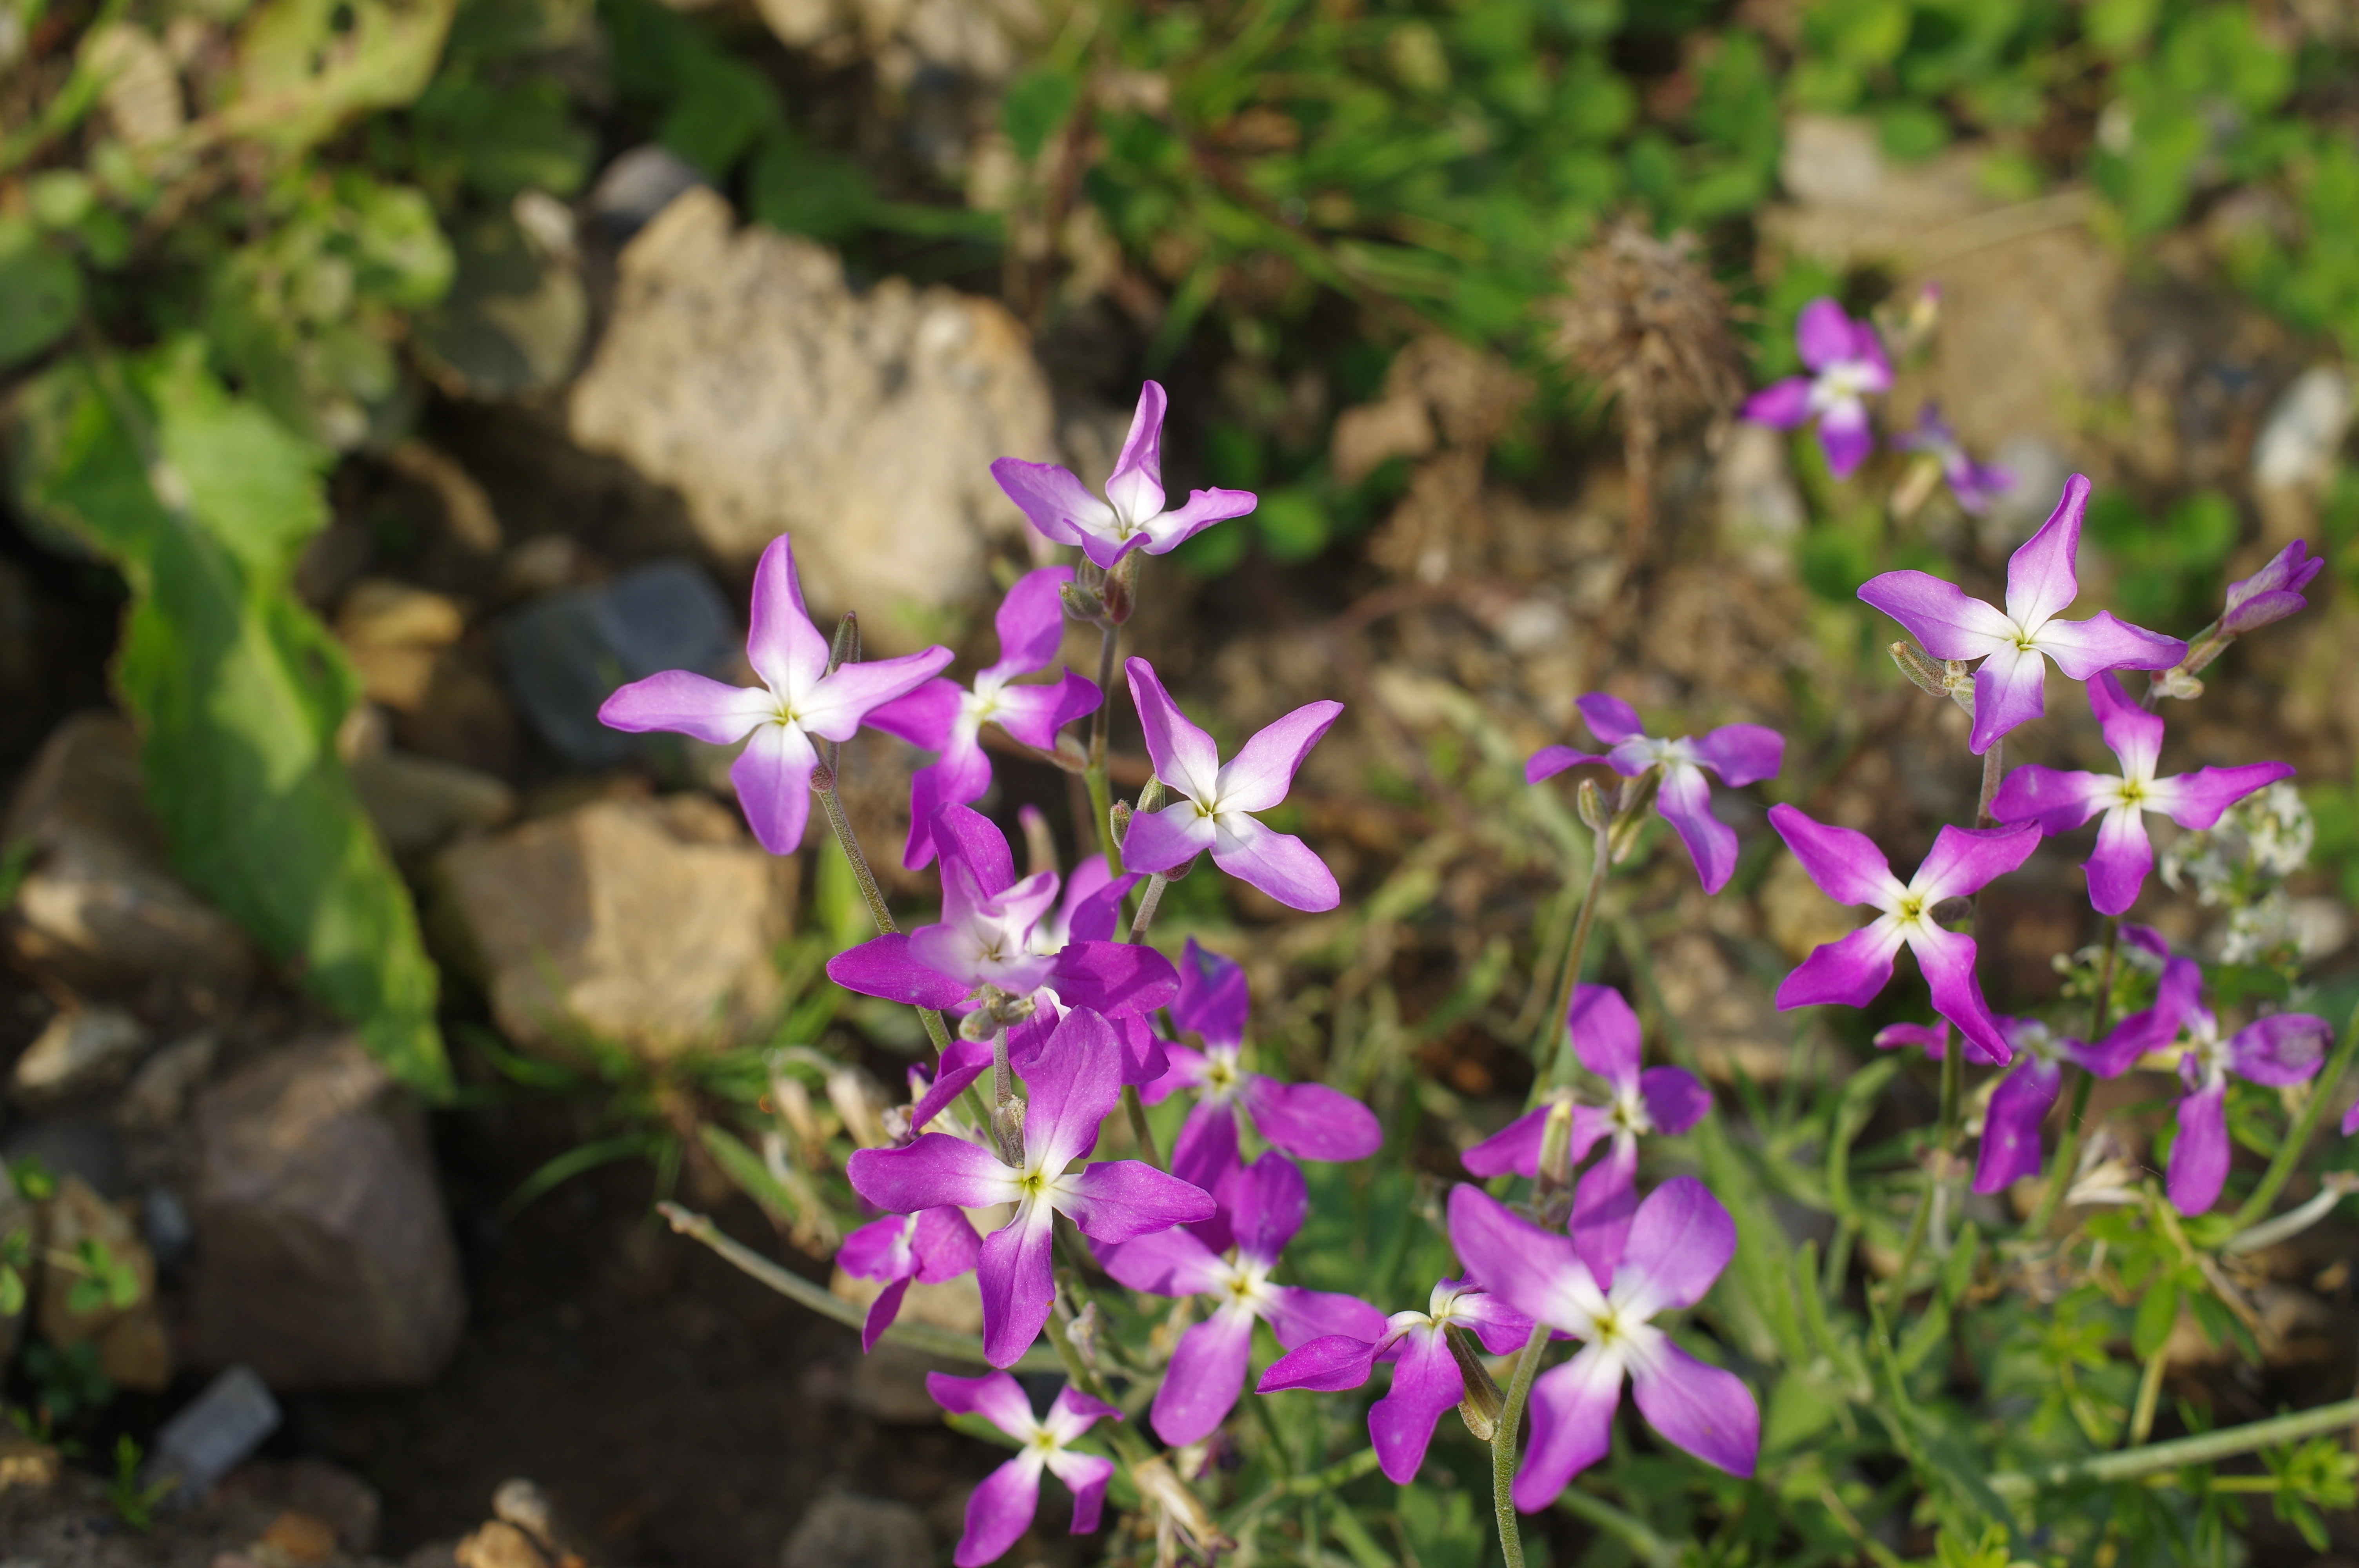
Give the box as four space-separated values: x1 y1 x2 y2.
1988 1398 2359 1496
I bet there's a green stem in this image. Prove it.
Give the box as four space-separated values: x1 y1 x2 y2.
1987 1398 2359 1497
1087 620 1124 880
1530 826 1612 1105
2232 995 2359 1228
1552 1488 1681 1568
2127 1347 2166 1448
1491 1321 1551 1568
1126 871 1170 943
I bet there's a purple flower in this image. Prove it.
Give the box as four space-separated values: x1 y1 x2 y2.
1459 984 1708 1280
1893 403 2013 515
1449 1179 1758 1508
926 1372 1120 1568
868 567 1103 868
846 1007 1215 1365
1872 1020 1950 1058
1858 475 2186 754
991 382 1259 570
1990 672 2293 915
1970 1018 2116 1194
2221 540 2326 636
1257 1277 1535 1483
1767 805 2038 1064
1121 659 1344 912
1740 298 1892 479
1525 695 1783 894
1098 1151 1387 1446
598 534 954 853
827 805 1178 1031
1141 940 1381 1210
838 1207 981 1350
2100 956 2329 1214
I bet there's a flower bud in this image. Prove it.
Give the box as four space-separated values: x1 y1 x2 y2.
1109 800 1133 846
2150 666 2205 702
1103 554 1139 625
1446 1327 1505 1441
1060 581 1107 622
828 611 861 672
1136 777 1165 815
1889 639 1952 697
990 1098 1027 1165
1575 777 1610 834
2221 539 2324 636
958 1007 998 1043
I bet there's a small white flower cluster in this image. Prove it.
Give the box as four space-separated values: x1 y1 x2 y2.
2160 781 2316 965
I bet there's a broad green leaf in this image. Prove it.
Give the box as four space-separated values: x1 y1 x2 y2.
9 344 449 1094
0 218 82 369
2132 1274 2180 1361
1002 67 1080 162
230 0 460 153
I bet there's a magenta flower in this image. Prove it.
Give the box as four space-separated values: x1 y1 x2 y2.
991 382 1259 570
846 1007 1215 1365
1858 475 2186 754
2221 540 2327 636
598 534 954 853
868 567 1103 868
1739 298 1892 479
837 1207 981 1350
1893 403 2013 515
1098 1151 1387 1446
1460 985 1708 1280
1767 805 2038 1064
1990 672 2293 916
1449 1179 1758 1508
1970 1017 2119 1194
1872 1019 1950 1058
926 1372 1120 1568
827 805 1178 1029
1257 1277 1535 1483
1142 939 1381 1204
1121 659 1344 911
2101 956 2328 1214
1526 695 1783 894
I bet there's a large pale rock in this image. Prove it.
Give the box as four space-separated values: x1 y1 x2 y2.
3 713 256 1013
568 189 1053 652
187 1037 466 1388
434 795 794 1058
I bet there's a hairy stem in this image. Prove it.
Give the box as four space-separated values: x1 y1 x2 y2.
1491 1320 1551 1568
1126 871 1170 944
1974 738 2005 828
1087 620 1124 880
1988 1397 2359 1497
1531 826 1612 1102
2232 995 2359 1228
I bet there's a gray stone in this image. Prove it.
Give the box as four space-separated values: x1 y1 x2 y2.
585 145 709 239
145 1365 282 1502
780 1495 932 1568
347 750 518 858
567 189 1054 653
3 713 256 1014
9 1006 149 1106
187 1036 466 1388
413 206 588 402
115 1031 220 1131
1716 422 1805 580
2252 365 2351 491
491 559 737 768
433 795 793 1059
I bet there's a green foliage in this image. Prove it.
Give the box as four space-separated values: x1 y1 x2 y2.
105 1435 174 1532
2084 488 2239 630
10 345 449 1093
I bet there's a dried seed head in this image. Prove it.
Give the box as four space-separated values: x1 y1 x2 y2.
1543 220 1745 441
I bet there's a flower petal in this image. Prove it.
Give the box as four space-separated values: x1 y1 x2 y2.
2227 1013 2331 1087
1225 1150 1309 1267
1044 1449 1116 1536
1873 1021 1949 1058
1775 921 1906 1010
1216 701 1344 815
1914 820 2041 902
2081 670 2163 779
1446 1183 1606 1334
2166 1082 2231 1216
597 669 774 743
2003 474 2090 630
1656 762 1740 893
1855 572 2016 662
863 676 963 750
927 1369 1040 1437
1794 298 1856 370
1911 925 2012 1066
1119 802 1217 876
1109 1013 1170 1087
1241 1076 1383 1163
2029 612 2185 679
1989 764 2114 837
1173 937 1249 1046
1692 723 1784 788
1527 745 1610 783
1515 1347 1624 1511
991 458 1117 548
729 720 819 854
1150 1306 1256 1445
1367 1327 1463 1484
1135 487 1259 554
1739 377 1813 428
1972 1053 2062 1194
1816 399 1874 479
1019 1006 1125 1170
1105 381 1169 523
1258 1333 1382 1394
838 1212 919 1284
1043 1384 1123 1439
1060 1160 1218 1243
1261 1284 1390 1350
1567 983 1643 1088
1611 1176 1735 1319
1459 1104 1547 1179
828 933 980 1011
1627 1335 1759 1479
914 1206 984 1282
1966 643 2049 754
1168 1098 1243 1201
901 737 997 869
932 804 1019 899
1124 659 1223 804
979 1203 1059 1367
1639 1067 1710 1135
849 1133 1020 1214
743 534 832 701
1451 1284 1539 1354
954 1452 1045 1568
987 566 1079 679
797 647 959 742
911 1036 994 1129
861 1276 912 1351
1576 693 1647 744
1570 1136 1639 1288
1048 942 1181 1020
2085 804 2154 916
1765 804 1901 907
2145 762 2297 831
989 671 1103 751
1098 1223 1229 1297
1210 813 1341 912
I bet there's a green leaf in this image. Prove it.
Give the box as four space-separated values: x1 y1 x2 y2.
1002 67 1080 162
0 219 82 369
1254 489 1330 562
9 345 450 1094
2132 1273 2180 1361
229 0 461 153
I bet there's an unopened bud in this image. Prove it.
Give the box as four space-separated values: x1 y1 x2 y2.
1890 640 1951 696
1050 733 1090 774
829 611 861 672
958 1008 997 1042
1065 1300 1101 1369
990 1099 1027 1165
1574 777 1610 833
1446 1327 1505 1441
1163 851 1199 881
1060 582 1107 622
1534 1096 1576 1191
1103 554 1139 625
1136 777 1165 814
1109 800 1133 845
2150 666 2205 702
1607 768 1661 864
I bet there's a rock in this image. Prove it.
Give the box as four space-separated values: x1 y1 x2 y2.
413 206 589 402
568 189 1054 653
0 1430 58 1492
334 579 467 713
348 751 518 858
147 1366 283 1502
187 1037 466 1388
117 1031 221 1131
780 1495 932 1568
35 1173 170 1390
454 1521 550 1568
492 558 738 769
585 145 709 239
433 796 794 1058
490 1479 556 1550
3 713 256 1013
9 1005 150 1106
2252 365 2350 490
1716 422 1805 579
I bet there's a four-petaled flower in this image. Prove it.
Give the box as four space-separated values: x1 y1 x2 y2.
868 566 1102 868
598 533 954 853
1122 659 1345 911
1098 1151 1387 1446
2103 956 2329 1214
1970 1018 2112 1195
1257 1277 1535 1483
1525 695 1783 894
1991 672 2293 915
1461 984 1708 1279
847 1007 1214 1365
1768 805 2038 1064
2221 539 2327 637
1859 475 2186 753
927 1372 1120 1568
1893 403 2013 515
1143 939 1381 1210
836 1207 980 1350
992 382 1259 569
1739 298 1892 479
1450 1178 1758 1510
